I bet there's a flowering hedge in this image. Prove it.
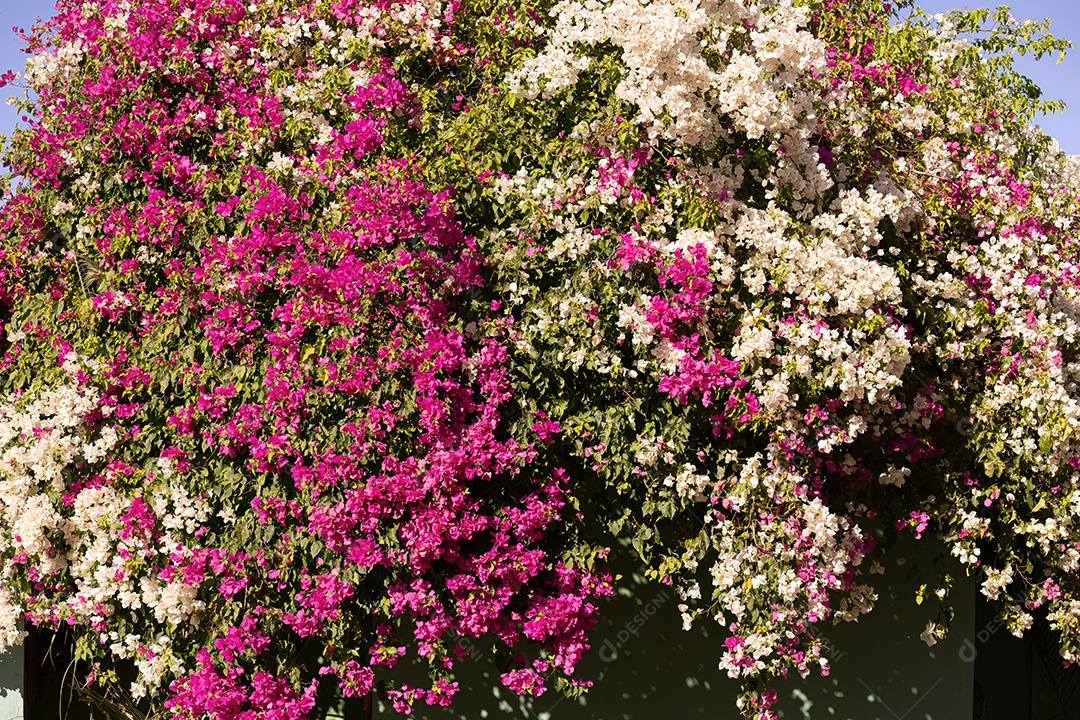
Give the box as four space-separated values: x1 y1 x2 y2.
1 0 1079 718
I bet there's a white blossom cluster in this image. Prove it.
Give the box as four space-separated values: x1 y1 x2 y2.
0 357 209 670
24 38 88 90
508 0 826 151
0 357 112 645
489 0 1080 686
707 458 871 678
494 50 912 672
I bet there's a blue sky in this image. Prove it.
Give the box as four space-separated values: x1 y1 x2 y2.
0 1 1078 151
917 1 1080 152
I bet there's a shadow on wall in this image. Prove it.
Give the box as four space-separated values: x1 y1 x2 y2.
23 626 82 720
773 537 974 720
321 536 976 720
354 569 737 720
967 588 1080 720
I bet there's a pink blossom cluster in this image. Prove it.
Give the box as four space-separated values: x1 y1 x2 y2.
0 0 611 715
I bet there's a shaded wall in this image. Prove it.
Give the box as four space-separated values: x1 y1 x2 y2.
341 537 978 720
774 539 975 720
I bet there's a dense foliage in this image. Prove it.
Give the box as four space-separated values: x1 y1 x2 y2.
1 0 1079 718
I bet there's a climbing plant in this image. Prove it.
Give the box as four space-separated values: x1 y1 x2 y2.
0 1 1078 718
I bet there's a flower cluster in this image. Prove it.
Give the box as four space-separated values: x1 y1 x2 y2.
1 0 1080 719
0 0 612 716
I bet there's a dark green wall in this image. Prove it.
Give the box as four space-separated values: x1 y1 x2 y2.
351 538 977 720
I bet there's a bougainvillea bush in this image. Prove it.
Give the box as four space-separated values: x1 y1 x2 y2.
1 0 1080 717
